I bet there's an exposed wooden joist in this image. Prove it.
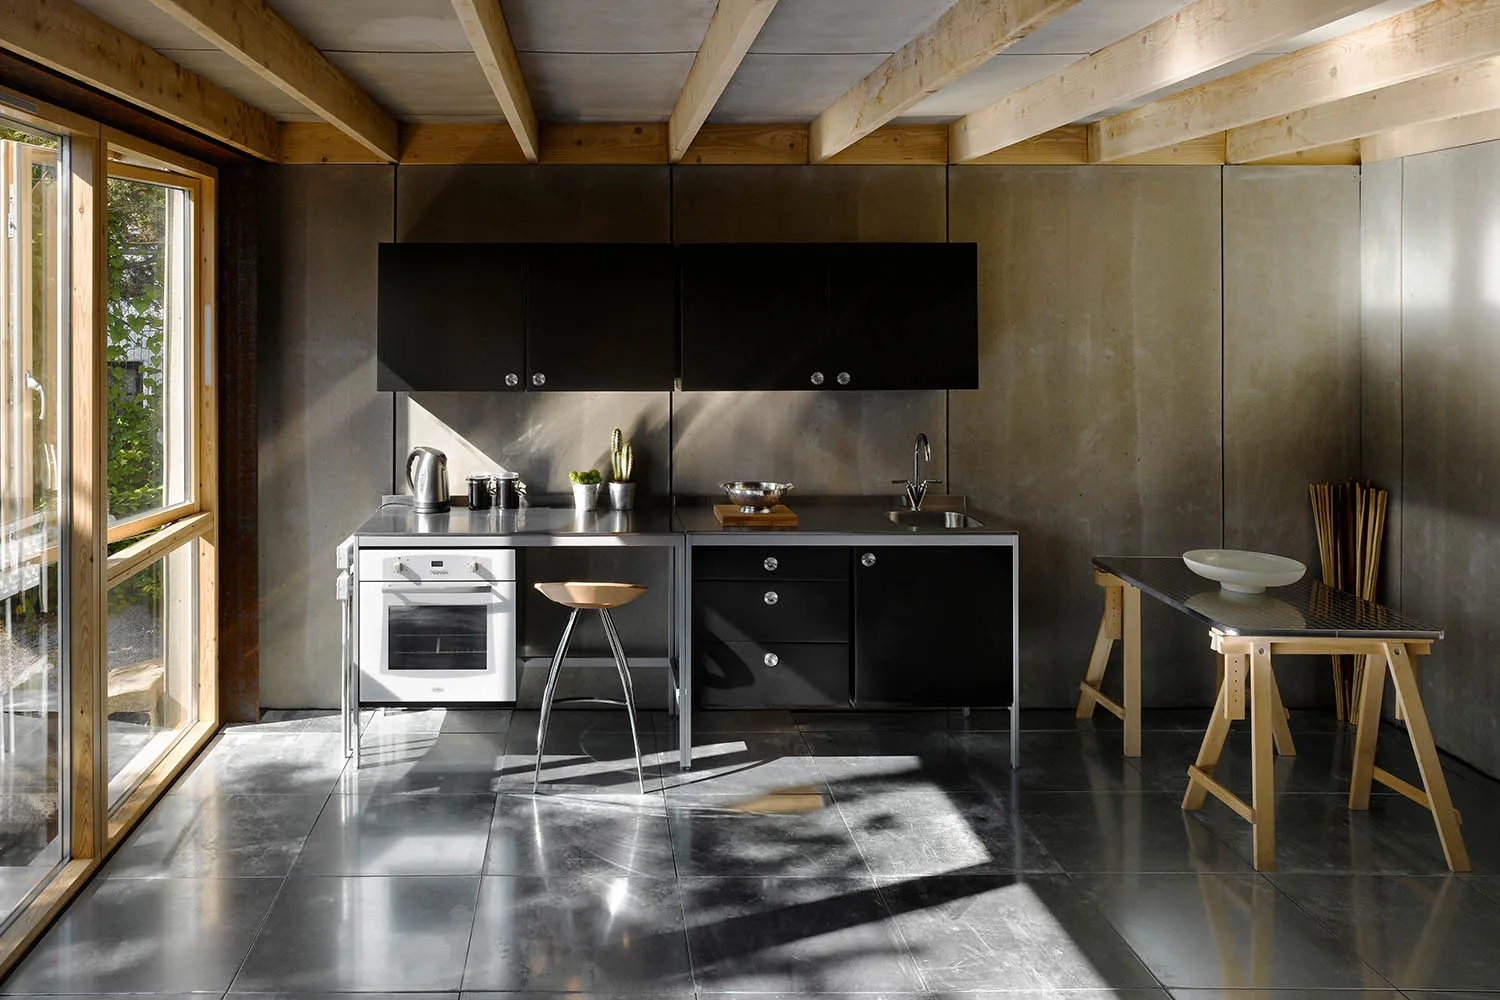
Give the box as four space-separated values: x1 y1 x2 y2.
1091 0 1500 162
809 0 1085 163
1228 55 1500 162
1361 106 1500 160
451 0 539 162
0 0 278 159
144 0 397 161
950 0 1380 163
668 0 778 162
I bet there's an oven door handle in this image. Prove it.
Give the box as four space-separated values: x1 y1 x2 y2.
381 583 495 595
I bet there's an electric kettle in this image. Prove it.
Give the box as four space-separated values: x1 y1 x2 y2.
406 446 450 513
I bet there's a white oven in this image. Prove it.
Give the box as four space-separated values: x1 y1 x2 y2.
357 548 516 703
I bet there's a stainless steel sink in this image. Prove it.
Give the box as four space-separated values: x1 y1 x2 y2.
887 509 985 529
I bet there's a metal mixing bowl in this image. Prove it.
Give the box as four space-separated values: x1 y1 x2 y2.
720 481 796 514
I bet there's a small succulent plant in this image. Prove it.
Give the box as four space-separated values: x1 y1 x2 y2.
569 469 601 486
610 426 634 483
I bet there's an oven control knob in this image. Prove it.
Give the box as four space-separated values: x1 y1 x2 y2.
763 590 779 606
763 653 779 668
391 559 405 574
466 560 480 574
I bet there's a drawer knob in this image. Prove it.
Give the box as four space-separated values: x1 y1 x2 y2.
531 372 546 387
504 372 519 387
763 556 779 572
837 371 851 386
763 652 780 667
763 590 779 606
861 552 877 568
810 371 825 386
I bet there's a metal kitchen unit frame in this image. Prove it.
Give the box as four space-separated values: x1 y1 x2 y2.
680 530 1022 768
339 528 692 768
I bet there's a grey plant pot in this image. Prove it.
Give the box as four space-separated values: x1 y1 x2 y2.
609 481 636 510
572 483 600 511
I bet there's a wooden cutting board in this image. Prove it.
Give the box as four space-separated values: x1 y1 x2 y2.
714 504 798 527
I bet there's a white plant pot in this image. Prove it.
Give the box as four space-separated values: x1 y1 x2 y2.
609 481 636 510
572 483 600 511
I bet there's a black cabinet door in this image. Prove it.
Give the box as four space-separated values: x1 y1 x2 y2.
525 243 677 391
679 243 832 390
828 242 979 390
377 242 526 391
853 545 1013 706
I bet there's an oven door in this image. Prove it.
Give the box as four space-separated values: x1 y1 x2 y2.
359 580 517 703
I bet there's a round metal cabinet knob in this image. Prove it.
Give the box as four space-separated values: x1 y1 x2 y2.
531 372 546 387
763 556 779 572
810 371 825 386
837 371 851 386
860 552 877 568
763 652 780 667
763 590 779 606
504 372 519 387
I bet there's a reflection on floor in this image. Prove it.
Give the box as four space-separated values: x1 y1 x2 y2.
4 706 1500 996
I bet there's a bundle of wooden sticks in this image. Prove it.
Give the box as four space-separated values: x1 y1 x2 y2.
1309 480 1389 720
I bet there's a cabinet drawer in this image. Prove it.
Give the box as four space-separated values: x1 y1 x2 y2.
694 546 848 582
697 641 849 709
695 581 849 644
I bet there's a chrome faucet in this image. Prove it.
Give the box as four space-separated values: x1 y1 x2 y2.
894 433 943 510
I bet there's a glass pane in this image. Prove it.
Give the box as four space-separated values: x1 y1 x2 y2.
107 539 197 807
0 123 65 920
388 604 488 671
106 175 193 525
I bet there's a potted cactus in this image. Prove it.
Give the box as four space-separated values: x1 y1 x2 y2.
608 427 636 510
569 469 601 511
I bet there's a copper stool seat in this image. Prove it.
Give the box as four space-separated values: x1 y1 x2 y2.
531 581 648 793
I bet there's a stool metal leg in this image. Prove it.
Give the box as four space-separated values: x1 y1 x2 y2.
533 607 581 793
600 609 646 794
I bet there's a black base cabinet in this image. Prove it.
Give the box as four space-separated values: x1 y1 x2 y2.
852 545 1014 707
692 543 1015 710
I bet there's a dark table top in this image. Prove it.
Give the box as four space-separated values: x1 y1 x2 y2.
1093 555 1443 640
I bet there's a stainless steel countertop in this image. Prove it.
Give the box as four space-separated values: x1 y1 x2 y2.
673 497 1017 536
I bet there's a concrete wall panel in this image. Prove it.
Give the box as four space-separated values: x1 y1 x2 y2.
258 166 395 708
1398 141 1500 778
948 166 1224 710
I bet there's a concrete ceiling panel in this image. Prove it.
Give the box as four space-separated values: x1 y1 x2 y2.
1005 0 1191 55
710 53 888 123
750 0 957 54
265 0 472 53
71 0 212 50
902 53 1081 120
159 48 314 118
323 52 504 120
501 0 717 53
518 52 695 121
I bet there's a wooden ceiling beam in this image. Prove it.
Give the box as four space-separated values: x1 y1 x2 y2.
1361 106 1500 161
1228 55 1500 162
669 0 778 163
950 0 1380 163
809 0 1084 163
1090 0 1500 162
451 0 539 162
145 0 398 162
0 0 278 160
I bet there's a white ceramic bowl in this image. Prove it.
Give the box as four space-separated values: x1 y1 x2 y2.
1182 549 1306 594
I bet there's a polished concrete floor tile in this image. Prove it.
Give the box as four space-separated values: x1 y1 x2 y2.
229 708 374 734
172 733 349 796
232 875 480 992
1016 791 1252 874
1270 873 1500 991
796 710 949 732
507 709 655 748
465 993 691 1000
340 731 506 795
680 874 923 993
103 793 328 877
954 731 1148 793
364 707 512 737
668 791 866 877
1073 873 1390 989
462 875 692 991
501 724 665 794
1169 991 1403 998
835 787 1061 877
804 731 993 792
661 732 824 799
485 793 674 877
667 709 797 733
293 792 496 875
879 872 1158 992
1 876 280 994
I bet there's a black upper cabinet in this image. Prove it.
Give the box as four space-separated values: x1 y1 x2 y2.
525 244 677 391
679 242 978 391
828 243 978 390
378 242 525 391
680 243 832 390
